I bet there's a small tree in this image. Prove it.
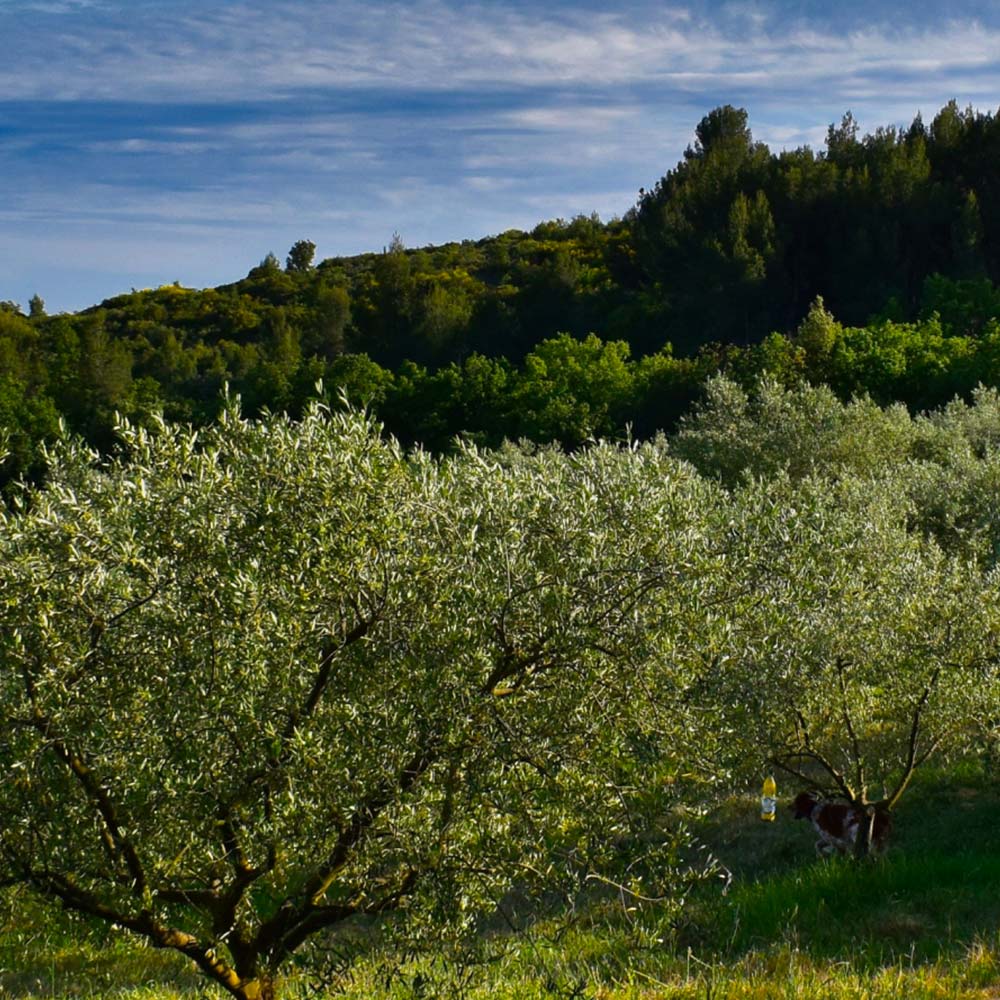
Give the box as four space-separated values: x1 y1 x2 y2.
285 240 316 274
794 296 839 379
0 404 721 997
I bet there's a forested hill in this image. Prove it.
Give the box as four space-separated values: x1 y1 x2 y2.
4 100 1000 482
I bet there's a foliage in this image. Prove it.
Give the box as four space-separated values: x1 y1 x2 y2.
284 240 316 274
718 472 998 811
3 374 1000 993
0 403 728 998
671 374 914 485
671 376 1000 823
6 103 1000 485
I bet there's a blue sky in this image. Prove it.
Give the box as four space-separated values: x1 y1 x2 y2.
3 0 1000 313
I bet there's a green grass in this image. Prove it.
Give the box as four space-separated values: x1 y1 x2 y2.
676 763 1000 965
3 765 999 998
0 894 200 998
715 853 1000 960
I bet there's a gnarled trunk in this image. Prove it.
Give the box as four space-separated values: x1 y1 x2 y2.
235 974 278 1000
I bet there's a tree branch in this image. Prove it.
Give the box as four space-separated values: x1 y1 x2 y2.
271 868 420 968
835 657 866 800
206 621 374 941
772 743 856 802
29 710 148 898
252 739 437 963
283 618 371 744
24 868 249 999
301 742 435 906
778 705 857 801
885 667 941 810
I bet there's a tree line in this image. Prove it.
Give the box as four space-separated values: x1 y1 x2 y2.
4 100 1000 484
5 281 1000 487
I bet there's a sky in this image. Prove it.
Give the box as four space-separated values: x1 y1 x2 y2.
2 0 1000 314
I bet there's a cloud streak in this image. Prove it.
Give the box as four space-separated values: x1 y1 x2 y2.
4 2 999 102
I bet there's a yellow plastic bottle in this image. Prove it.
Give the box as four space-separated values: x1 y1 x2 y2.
760 775 777 822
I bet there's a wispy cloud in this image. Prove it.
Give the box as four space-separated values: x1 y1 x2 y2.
3 2 997 102
500 106 640 131
16 0 105 11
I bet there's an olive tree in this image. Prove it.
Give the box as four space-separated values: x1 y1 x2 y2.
0 404 723 999
671 375 1000 837
671 374 916 486
708 470 1000 849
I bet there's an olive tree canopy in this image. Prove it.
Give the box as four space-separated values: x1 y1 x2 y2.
0 403 723 999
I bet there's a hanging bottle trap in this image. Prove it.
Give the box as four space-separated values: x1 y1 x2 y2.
760 775 777 822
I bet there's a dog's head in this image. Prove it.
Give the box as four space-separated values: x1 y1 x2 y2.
791 790 820 820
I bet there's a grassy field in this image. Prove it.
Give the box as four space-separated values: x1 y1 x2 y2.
3 764 999 999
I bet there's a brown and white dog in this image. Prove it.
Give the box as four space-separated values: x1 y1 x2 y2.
791 791 891 857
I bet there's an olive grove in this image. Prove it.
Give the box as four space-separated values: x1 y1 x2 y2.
1 384 999 996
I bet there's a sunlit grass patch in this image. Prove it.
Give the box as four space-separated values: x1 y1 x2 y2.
0 937 199 999
714 852 1000 962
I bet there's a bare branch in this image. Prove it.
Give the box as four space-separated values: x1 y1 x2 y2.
885 667 941 810
835 657 866 799
772 744 856 802
778 705 857 800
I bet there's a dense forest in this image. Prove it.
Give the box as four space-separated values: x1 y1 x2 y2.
4 100 1000 483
